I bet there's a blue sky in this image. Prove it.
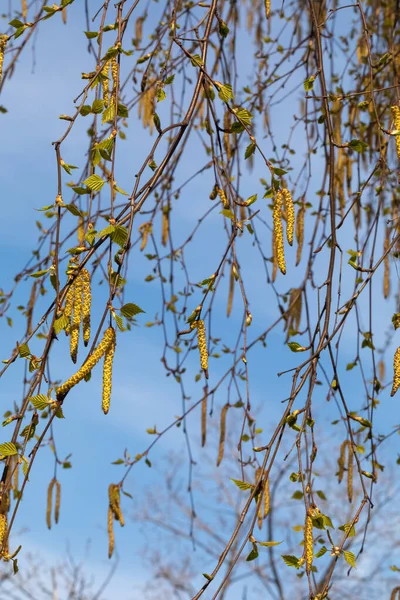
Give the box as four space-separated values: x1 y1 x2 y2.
1 1 400 599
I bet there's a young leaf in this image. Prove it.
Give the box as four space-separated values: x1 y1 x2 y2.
120 303 145 318
0 442 18 456
230 478 254 491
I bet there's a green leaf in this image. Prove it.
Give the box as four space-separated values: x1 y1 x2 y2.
287 341 307 352
219 20 229 38
30 268 50 278
258 540 283 547
245 143 256 159
338 523 356 537
233 107 253 125
18 344 30 358
112 313 125 331
117 103 129 118
112 458 124 465
20 424 36 441
29 394 50 411
92 99 105 114
343 550 356 568
246 544 259 561
97 224 115 239
102 103 116 124
190 54 204 68
156 87 166 102
349 139 368 153
281 555 301 568
84 31 98 39
111 225 129 247
9 19 24 28
120 303 145 318
291 490 303 500
217 82 234 102
304 76 315 91
80 105 92 117
230 478 254 491
0 442 18 456
315 545 328 558
316 490 327 500
83 174 105 192
220 209 235 220
272 167 288 177
65 204 83 217
245 194 257 206
54 315 70 335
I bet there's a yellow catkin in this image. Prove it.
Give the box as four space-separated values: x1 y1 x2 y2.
109 484 124 526
101 61 110 107
12 459 19 495
70 273 83 363
391 106 400 160
271 230 278 282
201 396 207 447
22 0 27 19
102 328 116 415
55 480 61 524
111 56 118 91
304 512 313 574
161 210 169 247
255 468 263 530
217 403 229 466
139 222 152 251
217 187 230 209
296 205 305 266
62 6 67 24
77 216 85 245
138 83 155 132
264 477 270 517
273 191 286 275
265 0 271 19
107 506 114 558
391 346 400 397
338 440 347 483
282 189 295 246
0 36 8 83
194 320 208 378
56 327 115 401
378 359 385 382
347 444 353 503
0 514 7 550
81 269 91 347
46 478 55 530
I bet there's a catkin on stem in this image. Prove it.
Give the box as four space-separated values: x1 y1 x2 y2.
265 0 271 19
391 106 400 160
46 478 56 530
55 480 61 524
102 328 116 415
0 514 7 551
81 269 92 346
391 346 400 397
296 205 305 266
196 320 209 378
217 403 229 466
304 512 313 574
70 274 83 363
107 506 114 558
108 484 124 526
282 189 295 246
101 62 110 107
347 444 353 503
56 327 115 401
0 36 8 83
273 191 286 275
